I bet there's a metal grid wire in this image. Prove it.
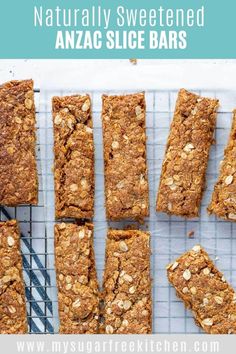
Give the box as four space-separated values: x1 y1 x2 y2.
2 88 236 334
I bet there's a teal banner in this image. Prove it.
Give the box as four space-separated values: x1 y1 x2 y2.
0 0 235 58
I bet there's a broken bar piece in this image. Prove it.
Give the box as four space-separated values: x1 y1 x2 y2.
55 223 99 334
156 89 218 218
102 229 152 334
102 93 149 220
167 245 236 334
0 220 28 334
208 110 236 221
0 80 38 205
52 95 95 219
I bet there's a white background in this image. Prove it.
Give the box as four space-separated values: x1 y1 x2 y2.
1 59 236 90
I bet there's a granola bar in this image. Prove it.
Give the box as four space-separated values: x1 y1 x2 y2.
102 93 149 220
102 229 152 334
0 220 28 333
156 89 218 218
53 95 94 219
167 245 236 334
208 110 236 221
55 223 99 334
0 80 38 205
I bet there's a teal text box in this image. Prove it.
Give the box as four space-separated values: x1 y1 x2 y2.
0 0 235 58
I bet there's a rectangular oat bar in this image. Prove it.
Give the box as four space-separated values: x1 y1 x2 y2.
55 223 99 334
102 229 152 334
208 110 236 221
156 89 218 218
167 245 236 334
0 220 28 333
0 80 38 205
53 95 94 219
102 93 149 220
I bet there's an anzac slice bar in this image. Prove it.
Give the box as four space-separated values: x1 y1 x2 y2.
156 89 218 218
53 95 95 219
208 110 236 221
0 80 38 205
55 223 99 334
0 220 28 333
102 93 149 220
102 229 152 334
167 245 236 334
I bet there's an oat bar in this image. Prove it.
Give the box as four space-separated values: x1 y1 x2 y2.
102 229 152 334
102 93 149 220
53 95 94 219
55 223 99 334
167 245 236 334
0 80 38 205
0 220 28 333
208 110 236 221
156 89 218 218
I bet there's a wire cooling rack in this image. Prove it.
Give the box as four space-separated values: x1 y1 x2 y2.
39 88 236 334
2 88 236 334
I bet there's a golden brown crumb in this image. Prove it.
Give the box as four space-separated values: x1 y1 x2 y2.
188 230 195 238
129 59 137 65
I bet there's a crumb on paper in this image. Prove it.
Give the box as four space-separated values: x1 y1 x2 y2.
129 59 137 65
188 230 195 238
